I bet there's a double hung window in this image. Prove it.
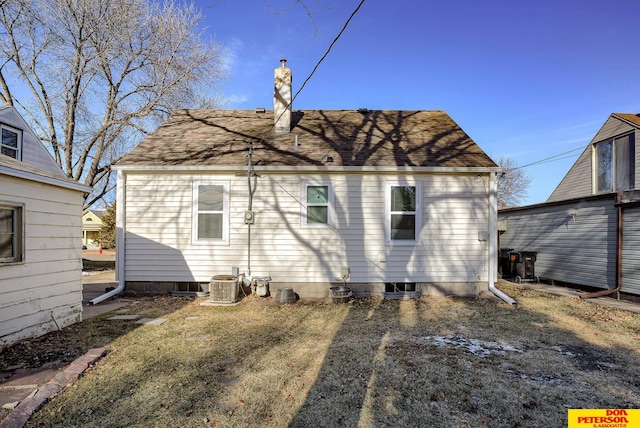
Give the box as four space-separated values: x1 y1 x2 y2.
1 124 22 160
302 181 333 226
193 182 229 243
386 182 421 243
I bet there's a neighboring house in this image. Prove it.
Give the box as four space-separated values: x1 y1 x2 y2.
499 113 640 298
106 60 506 302
82 209 106 249
0 105 91 347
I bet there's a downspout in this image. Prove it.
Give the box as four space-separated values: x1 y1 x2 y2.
580 192 623 299
90 170 126 305
488 171 516 305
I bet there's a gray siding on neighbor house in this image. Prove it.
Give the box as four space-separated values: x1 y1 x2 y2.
547 147 592 202
499 196 617 290
592 116 636 145
621 205 640 295
547 116 639 203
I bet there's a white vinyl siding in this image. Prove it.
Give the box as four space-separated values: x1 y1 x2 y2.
121 172 490 289
0 175 84 346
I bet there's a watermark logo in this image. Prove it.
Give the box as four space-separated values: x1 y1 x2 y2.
568 409 640 427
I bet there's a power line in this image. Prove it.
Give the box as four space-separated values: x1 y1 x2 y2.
273 0 366 128
514 145 585 170
291 0 366 107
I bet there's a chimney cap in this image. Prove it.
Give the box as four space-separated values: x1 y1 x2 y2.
280 58 287 67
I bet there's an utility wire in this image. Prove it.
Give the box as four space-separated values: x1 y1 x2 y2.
273 0 366 128
291 0 366 106
513 145 585 170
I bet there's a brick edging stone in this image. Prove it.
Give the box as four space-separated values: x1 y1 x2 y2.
0 348 107 428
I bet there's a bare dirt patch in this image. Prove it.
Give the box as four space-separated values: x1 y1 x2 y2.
2 284 639 427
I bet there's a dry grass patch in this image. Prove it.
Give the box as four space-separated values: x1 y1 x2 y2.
3 286 639 427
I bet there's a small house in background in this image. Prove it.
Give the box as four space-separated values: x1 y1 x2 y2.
0 105 91 347
82 209 106 249
104 60 510 303
499 113 640 299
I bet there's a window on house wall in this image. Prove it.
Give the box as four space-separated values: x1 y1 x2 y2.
302 181 333 226
595 133 635 193
193 182 229 243
1 124 22 160
386 182 421 243
0 203 24 264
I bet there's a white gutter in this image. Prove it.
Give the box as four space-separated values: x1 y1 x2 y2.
90 170 126 305
488 171 516 306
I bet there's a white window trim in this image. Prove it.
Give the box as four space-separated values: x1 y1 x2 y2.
0 201 25 265
385 181 422 246
301 180 334 227
192 181 230 245
0 124 23 160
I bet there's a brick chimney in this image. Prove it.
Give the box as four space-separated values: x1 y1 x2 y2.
274 59 292 134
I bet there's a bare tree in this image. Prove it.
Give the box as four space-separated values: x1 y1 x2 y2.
0 0 225 207
270 0 335 35
495 156 532 208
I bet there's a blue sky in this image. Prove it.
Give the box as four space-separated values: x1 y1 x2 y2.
199 0 640 205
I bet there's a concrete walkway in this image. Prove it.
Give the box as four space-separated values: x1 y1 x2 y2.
498 279 640 314
82 270 134 319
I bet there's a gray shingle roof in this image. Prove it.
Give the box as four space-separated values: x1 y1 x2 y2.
116 109 497 168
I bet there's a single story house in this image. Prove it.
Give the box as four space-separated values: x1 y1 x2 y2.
1 105 91 346
499 113 640 298
82 209 106 249
100 60 511 303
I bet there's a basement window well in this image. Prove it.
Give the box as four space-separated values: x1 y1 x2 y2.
383 282 420 299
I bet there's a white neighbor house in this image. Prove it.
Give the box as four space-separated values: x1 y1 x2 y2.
109 61 510 302
0 105 91 347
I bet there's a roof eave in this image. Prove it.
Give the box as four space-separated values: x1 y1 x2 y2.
1 164 92 193
113 164 502 174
